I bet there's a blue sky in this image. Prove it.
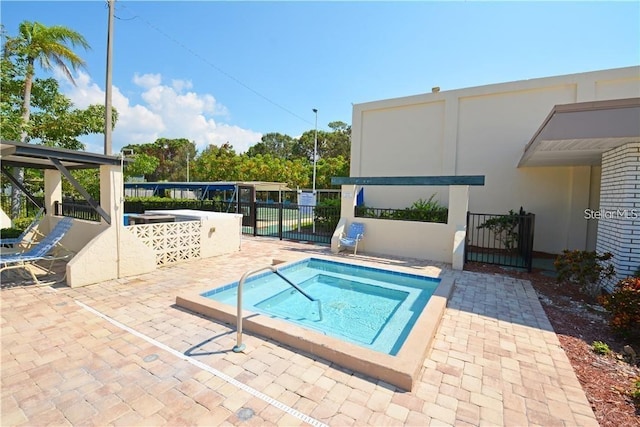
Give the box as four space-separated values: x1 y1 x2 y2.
2 1 639 154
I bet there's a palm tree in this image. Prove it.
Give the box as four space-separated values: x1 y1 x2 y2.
3 21 90 217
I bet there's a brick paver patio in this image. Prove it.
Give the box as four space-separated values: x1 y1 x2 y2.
1 237 598 426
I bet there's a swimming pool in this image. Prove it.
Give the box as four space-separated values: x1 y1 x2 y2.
176 256 454 390
201 258 440 355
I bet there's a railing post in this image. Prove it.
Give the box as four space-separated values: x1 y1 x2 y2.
233 264 320 352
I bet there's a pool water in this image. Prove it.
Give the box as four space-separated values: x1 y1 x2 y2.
202 258 440 355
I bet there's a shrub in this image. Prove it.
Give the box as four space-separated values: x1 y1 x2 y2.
400 196 448 223
477 209 525 251
0 214 38 239
631 380 640 408
591 341 611 355
12 216 36 230
554 250 615 299
314 198 340 232
0 227 23 239
355 194 448 224
600 277 640 342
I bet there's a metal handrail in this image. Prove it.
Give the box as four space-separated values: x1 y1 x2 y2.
233 265 322 352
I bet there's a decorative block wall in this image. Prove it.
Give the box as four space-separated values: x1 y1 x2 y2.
596 142 640 292
127 221 201 266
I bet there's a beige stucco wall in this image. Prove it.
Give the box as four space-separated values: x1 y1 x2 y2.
351 66 640 254
200 214 242 258
66 224 156 288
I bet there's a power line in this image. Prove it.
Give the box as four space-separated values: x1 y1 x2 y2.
114 2 314 126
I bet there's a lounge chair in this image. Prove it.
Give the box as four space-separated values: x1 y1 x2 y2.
0 208 45 247
338 222 365 255
0 217 74 285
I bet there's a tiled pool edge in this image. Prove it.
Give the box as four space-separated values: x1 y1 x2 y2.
175 275 455 391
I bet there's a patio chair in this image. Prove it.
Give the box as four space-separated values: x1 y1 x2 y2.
338 222 365 255
0 217 74 285
0 208 45 248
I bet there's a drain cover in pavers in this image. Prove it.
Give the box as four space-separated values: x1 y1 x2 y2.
236 408 254 421
143 353 159 362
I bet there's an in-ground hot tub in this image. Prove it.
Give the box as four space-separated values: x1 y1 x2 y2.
177 256 455 390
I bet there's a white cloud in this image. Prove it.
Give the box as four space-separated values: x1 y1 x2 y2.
60 70 261 154
132 72 161 89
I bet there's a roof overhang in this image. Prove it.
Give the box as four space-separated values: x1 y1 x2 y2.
518 98 640 167
0 140 127 170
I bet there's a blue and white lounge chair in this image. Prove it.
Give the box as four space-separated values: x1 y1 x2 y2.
0 208 44 247
0 217 74 285
339 222 365 255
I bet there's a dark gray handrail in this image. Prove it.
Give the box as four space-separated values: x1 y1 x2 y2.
273 270 316 302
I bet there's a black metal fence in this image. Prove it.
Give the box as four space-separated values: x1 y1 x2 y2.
465 210 535 271
54 200 101 222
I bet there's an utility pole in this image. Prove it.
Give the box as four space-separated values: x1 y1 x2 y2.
186 152 190 182
104 0 115 155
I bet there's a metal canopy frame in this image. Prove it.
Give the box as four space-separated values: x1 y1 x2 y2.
1 140 129 224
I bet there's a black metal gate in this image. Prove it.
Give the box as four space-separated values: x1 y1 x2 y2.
244 201 339 244
465 209 535 271
237 185 255 227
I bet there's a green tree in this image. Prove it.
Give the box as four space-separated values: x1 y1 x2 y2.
292 121 351 163
62 169 100 199
315 156 349 189
245 132 297 159
3 21 90 217
1 75 117 206
18 78 114 149
123 138 196 182
236 154 309 188
325 121 351 160
123 153 159 181
191 142 240 182
0 46 24 140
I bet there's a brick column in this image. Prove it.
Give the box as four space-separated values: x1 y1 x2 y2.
595 142 640 291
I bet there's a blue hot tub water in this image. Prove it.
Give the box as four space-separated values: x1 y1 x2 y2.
202 258 440 355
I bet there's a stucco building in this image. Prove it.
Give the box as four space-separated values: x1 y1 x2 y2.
339 66 639 288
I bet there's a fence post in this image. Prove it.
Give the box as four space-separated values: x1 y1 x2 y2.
278 203 283 240
464 211 470 265
252 201 257 237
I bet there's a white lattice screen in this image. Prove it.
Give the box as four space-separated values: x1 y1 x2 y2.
127 221 201 266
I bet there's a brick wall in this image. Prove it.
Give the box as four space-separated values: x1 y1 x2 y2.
596 142 640 292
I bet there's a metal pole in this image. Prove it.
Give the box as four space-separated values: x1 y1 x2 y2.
312 108 318 195
104 0 115 155
312 108 318 234
186 152 190 182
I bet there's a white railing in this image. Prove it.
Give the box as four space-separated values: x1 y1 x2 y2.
126 220 201 266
